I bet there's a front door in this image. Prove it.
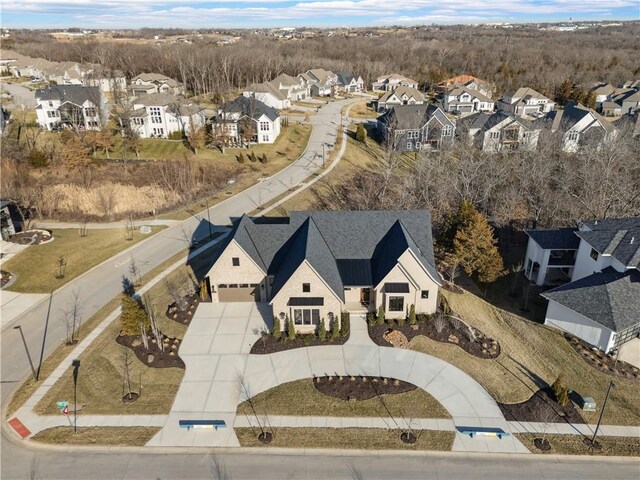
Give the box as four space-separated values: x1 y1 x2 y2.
360 288 370 305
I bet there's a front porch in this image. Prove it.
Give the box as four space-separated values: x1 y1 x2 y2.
344 287 375 313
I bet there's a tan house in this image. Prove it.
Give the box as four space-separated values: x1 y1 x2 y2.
206 211 441 333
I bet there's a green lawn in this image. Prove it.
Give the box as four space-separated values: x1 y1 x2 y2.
31 427 160 446
410 290 640 426
236 427 455 451
237 378 450 418
3 227 165 293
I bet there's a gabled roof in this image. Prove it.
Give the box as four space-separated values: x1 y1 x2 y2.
132 72 181 87
220 95 279 122
501 87 551 104
448 86 493 104
546 102 616 134
336 71 358 85
461 111 536 134
378 86 425 104
577 217 640 268
244 82 288 101
542 267 640 332
591 83 616 96
525 228 580 250
306 68 335 85
36 85 101 106
376 73 418 85
378 104 453 131
271 73 301 87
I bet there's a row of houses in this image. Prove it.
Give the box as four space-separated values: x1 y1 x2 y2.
591 81 640 117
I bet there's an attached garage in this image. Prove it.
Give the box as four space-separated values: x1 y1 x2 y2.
217 283 260 302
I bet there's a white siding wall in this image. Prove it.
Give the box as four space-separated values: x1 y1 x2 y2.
524 238 550 286
571 240 610 281
545 300 615 351
207 240 266 302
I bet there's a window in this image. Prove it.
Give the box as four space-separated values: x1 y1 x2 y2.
442 125 452 136
84 107 96 117
388 296 404 312
149 106 162 124
152 127 164 136
259 121 270 131
490 131 500 140
408 130 419 140
132 117 144 125
293 308 320 325
406 141 412 150
590 248 599 261
47 110 58 118
421 290 429 299
567 131 579 141
262 135 269 142
302 283 310 293
232 257 240 266
415 142 421 150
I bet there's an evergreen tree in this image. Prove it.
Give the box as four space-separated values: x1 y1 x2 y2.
552 374 569 407
409 304 417 326
120 295 149 336
556 79 574 106
287 315 296 340
441 199 475 251
272 317 281 340
330 316 340 340
356 123 367 143
377 306 385 325
318 319 327 341
453 208 506 286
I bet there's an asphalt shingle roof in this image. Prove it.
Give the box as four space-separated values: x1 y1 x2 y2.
526 228 580 250
36 85 101 106
378 104 453 131
577 217 640 268
220 96 280 122
542 267 640 332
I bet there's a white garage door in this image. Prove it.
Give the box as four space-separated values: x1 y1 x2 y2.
218 284 259 302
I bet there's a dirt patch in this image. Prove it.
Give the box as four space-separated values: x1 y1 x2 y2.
565 334 640 382
122 392 139 403
369 314 500 359
116 333 185 369
7 229 53 245
313 375 416 401
498 387 585 424
250 333 348 354
165 294 200 326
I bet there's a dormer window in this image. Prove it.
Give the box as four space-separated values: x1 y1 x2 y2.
590 248 599 261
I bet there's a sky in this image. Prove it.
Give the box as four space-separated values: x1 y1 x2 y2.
1 0 638 29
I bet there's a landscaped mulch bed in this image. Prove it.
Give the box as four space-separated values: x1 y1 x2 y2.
7 229 53 245
165 293 200 326
498 387 585 424
250 333 348 355
565 334 640 382
1 270 15 289
368 315 500 359
116 333 185 369
313 375 416 401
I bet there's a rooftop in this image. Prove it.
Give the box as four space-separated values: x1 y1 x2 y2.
526 228 580 250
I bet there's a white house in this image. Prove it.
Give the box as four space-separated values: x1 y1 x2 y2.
83 67 127 94
376 86 425 112
242 82 291 110
35 85 107 131
525 217 640 352
436 75 493 98
129 93 204 139
270 73 309 101
443 87 494 115
129 73 185 97
211 96 281 145
545 102 617 152
460 111 541 152
205 210 441 333
335 72 364 93
497 87 555 116
372 74 419 92
299 69 338 97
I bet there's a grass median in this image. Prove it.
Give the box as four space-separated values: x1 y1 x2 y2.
515 433 640 456
31 426 160 446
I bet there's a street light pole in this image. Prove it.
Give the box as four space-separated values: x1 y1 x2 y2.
591 380 615 447
13 325 37 381
206 199 212 240
72 359 80 434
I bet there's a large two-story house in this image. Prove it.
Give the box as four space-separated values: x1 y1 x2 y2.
377 104 456 152
372 74 419 92
299 69 338 97
524 217 640 352
206 211 441 333
242 82 291 110
211 96 281 145
497 87 555 116
128 93 204 139
443 87 495 115
376 86 425 112
35 85 107 131
128 73 185 97
543 102 617 152
335 72 364 93
459 111 540 152
435 75 493 98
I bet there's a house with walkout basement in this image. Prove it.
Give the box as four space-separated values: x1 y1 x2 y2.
206 211 442 333
524 217 640 352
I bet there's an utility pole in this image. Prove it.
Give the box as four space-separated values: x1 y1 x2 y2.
72 359 80 434
322 143 326 167
590 380 615 447
13 325 37 381
205 198 212 240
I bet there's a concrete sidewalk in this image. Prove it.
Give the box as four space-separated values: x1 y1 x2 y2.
0 290 48 329
33 219 182 230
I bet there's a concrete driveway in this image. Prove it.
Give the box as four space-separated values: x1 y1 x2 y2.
150 305 527 453
618 338 640 369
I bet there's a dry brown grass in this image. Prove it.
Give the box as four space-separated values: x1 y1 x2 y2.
235 427 455 451
31 426 160 446
410 290 640 426
348 100 378 120
515 434 640 457
237 378 451 418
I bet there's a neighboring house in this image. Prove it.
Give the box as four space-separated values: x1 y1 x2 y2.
544 102 617 152
335 72 364 93
205 210 442 332
270 73 309 101
526 217 640 352
613 89 640 115
377 104 455 152
211 96 281 145
443 86 495 115
35 85 107 131
436 75 493 98
0 200 21 240
376 86 425 112
129 93 204 139
591 83 616 108
621 80 640 89
601 101 622 117
129 73 185 96
459 111 540 152
497 87 555 116
5 50 53 79
242 82 291 110
300 69 338 97
372 74 419 92
46 61 85 85
84 67 127 93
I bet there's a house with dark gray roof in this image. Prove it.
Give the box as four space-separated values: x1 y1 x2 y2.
35 85 107 131
525 216 640 352
377 104 455 152
542 102 617 152
459 111 541 152
335 72 364 93
129 93 204 139
211 95 281 145
206 211 441 333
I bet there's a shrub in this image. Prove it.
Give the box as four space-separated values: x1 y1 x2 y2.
397 312 405 326
330 316 340 341
377 306 385 325
340 312 350 337
168 131 184 140
29 149 48 168
272 317 281 340
120 295 149 336
552 374 569 407
356 123 367 142
236 153 246 163
287 315 296 340
318 319 327 341
367 312 375 325
260 153 268 164
248 151 257 162
409 304 417 325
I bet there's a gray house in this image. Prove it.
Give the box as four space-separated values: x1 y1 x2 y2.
377 104 455 152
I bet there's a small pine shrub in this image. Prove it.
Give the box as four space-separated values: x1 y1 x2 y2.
287 315 296 340
356 123 367 142
377 306 385 325
29 149 48 168
340 312 350 337
236 153 246 163
330 316 340 340
248 151 257 162
272 317 281 340
318 319 327 341
260 153 268 164
552 374 569 407
367 312 375 325
409 304 417 326
397 312 405 326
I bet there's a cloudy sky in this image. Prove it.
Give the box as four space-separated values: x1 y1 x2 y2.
1 0 638 28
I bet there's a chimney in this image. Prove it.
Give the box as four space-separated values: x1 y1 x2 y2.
631 237 635 245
